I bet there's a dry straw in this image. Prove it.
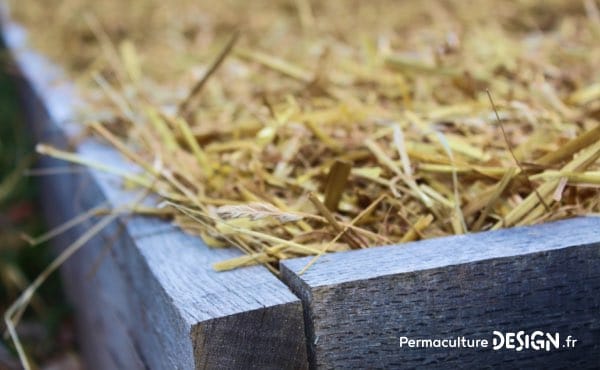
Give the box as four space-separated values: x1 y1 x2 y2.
5 1 600 366
9 0 600 270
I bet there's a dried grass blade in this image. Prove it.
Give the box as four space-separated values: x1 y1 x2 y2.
21 202 109 246
400 214 434 243
236 48 312 82
323 160 352 211
216 202 303 223
178 31 240 116
432 130 467 234
536 125 600 166
36 144 152 188
308 192 363 249
174 117 213 177
472 168 517 231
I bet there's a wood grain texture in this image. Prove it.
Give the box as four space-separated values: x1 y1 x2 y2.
2 16 308 370
282 218 600 369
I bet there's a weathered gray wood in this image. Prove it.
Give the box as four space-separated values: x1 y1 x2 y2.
282 217 600 369
2 16 308 370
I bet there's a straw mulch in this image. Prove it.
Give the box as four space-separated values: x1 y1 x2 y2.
11 0 600 272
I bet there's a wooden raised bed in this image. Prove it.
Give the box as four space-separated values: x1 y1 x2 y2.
3 10 600 370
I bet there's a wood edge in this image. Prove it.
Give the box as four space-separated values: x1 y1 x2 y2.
281 216 600 288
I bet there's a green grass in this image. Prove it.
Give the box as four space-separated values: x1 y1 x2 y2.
0 50 75 366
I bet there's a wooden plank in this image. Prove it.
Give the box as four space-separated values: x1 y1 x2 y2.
281 217 600 368
2 16 308 370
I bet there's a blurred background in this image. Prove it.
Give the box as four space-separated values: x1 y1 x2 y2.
0 51 79 369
